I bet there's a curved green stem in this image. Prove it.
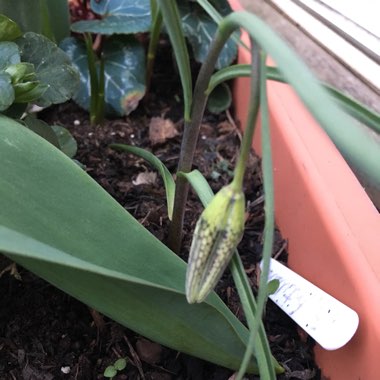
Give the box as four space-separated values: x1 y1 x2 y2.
236 51 275 380
230 41 260 192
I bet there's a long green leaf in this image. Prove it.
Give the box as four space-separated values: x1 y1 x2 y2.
110 144 175 220
179 169 282 376
157 0 192 121
236 52 275 380
0 115 260 373
208 64 380 134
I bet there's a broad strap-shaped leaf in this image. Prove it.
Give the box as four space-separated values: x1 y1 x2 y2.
0 115 260 373
110 144 175 220
0 14 22 41
179 1 237 69
60 36 146 117
71 0 151 35
16 32 79 107
0 72 14 110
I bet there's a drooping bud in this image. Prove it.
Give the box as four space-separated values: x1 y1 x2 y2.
186 184 245 303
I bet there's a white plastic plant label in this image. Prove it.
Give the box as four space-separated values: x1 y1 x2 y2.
261 258 359 350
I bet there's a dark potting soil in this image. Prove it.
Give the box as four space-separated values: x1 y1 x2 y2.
0 43 320 380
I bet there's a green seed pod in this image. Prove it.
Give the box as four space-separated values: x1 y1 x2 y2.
186 184 245 303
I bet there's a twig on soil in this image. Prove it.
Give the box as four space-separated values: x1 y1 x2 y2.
225 110 242 142
273 240 288 260
123 335 146 380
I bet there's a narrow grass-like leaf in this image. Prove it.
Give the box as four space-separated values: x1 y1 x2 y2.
178 170 214 207
208 64 380 134
146 3 163 89
157 0 192 121
110 144 175 220
325 85 380 135
180 169 282 376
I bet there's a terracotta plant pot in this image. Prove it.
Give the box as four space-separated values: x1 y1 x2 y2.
229 1 380 378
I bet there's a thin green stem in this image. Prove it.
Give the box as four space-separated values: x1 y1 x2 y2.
146 2 163 90
84 33 99 126
168 30 230 252
230 254 278 379
230 40 260 192
236 51 275 380
97 54 105 125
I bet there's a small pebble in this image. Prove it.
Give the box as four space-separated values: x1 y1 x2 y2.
61 366 71 374
73 120 80 126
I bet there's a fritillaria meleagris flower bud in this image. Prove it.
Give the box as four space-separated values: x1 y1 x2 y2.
186 184 245 303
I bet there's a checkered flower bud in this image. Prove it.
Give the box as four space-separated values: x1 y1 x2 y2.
186 184 245 303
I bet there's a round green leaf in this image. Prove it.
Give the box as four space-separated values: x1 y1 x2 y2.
114 358 127 371
104 366 117 378
60 36 146 117
0 72 15 111
16 32 79 106
0 41 20 70
267 279 280 296
23 115 60 148
71 0 151 35
179 1 237 69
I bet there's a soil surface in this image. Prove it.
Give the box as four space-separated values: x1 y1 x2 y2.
0 43 320 380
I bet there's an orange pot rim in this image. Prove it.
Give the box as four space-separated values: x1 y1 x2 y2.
229 1 380 378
